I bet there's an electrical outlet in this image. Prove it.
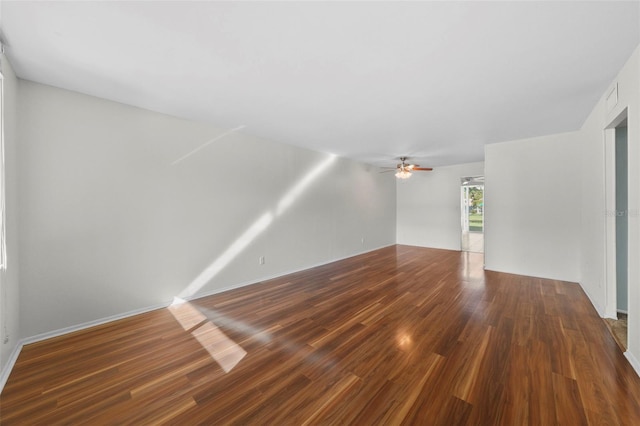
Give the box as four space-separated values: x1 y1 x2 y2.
361 237 365 245
259 256 265 265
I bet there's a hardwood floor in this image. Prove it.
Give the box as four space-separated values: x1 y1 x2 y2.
2 245 640 424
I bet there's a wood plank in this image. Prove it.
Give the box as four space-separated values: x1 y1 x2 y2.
2 245 639 424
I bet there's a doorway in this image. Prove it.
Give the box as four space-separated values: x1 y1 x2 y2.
604 112 628 350
615 122 628 319
461 176 484 253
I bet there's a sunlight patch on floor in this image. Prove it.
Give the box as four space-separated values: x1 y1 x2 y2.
192 303 273 345
169 298 247 373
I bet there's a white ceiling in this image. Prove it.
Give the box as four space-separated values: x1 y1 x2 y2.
1 1 638 167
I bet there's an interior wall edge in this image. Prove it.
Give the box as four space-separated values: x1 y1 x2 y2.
625 351 640 378
395 161 485 251
580 282 607 318
0 52 21 378
0 339 22 395
25 243 395 346
482 265 579 285
16 80 397 337
183 243 396 303
395 243 466 254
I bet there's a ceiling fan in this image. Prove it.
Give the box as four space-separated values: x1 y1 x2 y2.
383 157 433 179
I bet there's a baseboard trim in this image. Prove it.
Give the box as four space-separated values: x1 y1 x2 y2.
182 244 394 303
579 283 606 318
23 244 393 345
625 351 640 378
1 301 169 394
20 302 170 347
483 265 579 284
0 340 24 394
0 243 395 394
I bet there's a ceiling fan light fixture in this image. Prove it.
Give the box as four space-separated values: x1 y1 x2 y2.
395 169 412 179
389 156 431 179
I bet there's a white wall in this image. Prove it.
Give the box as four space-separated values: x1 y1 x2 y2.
578 47 640 366
9 43 640 381
396 162 484 250
0 55 20 374
17 80 396 338
623 47 640 370
577 97 607 315
484 133 581 282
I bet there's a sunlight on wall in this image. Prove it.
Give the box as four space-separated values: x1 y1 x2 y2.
169 154 338 372
168 154 337 373
178 212 274 299
276 155 337 215
169 298 247 373
178 154 337 300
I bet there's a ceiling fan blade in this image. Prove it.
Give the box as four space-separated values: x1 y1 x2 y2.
379 169 397 173
413 167 433 171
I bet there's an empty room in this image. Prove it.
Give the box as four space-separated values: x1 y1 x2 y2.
1 1 640 424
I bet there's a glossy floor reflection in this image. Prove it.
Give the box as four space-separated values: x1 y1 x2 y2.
461 230 484 253
2 245 639 424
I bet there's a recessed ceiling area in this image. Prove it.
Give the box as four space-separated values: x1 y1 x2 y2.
1 1 638 167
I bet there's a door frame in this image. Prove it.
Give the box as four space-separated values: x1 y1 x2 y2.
604 108 628 319
460 176 484 252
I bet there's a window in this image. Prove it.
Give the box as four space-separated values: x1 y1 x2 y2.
0 69 5 271
0 65 6 345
